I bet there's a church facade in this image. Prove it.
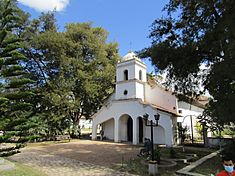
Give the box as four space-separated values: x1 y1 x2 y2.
91 52 206 146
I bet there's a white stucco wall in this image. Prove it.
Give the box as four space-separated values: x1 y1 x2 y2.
103 118 114 140
145 125 165 144
177 101 205 139
116 62 135 82
178 101 204 113
115 81 144 100
135 82 144 100
116 59 146 82
119 115 128 141
145 84 177 114
116 82 136 100
134 64 147 82
115 58 146 101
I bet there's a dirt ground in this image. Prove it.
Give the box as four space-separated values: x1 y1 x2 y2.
6 140 141 176
26 139 141 167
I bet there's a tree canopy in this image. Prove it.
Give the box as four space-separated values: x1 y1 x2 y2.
17 11 119 136
140 0 235 126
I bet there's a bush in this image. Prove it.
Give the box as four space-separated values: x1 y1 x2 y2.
154 148 161 164
169 147 176 158
0 150 19 157
0 143 25 157
221 139 235 161
0 135 10 143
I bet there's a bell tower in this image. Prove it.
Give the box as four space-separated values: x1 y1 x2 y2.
115 52 147 101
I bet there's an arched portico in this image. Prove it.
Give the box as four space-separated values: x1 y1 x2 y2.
92 118 114 141
117 114 144 145
92 98 175 146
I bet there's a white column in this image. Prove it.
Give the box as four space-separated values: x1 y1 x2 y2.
133 117 138 145
114 118 120 142
92 124 97 140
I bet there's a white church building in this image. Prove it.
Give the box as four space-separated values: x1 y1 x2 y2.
91 52 208 147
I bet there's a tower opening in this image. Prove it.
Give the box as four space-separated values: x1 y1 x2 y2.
124 70 128 80
139 70 142 80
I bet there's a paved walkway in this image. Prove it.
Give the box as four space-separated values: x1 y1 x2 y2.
8 140 140 176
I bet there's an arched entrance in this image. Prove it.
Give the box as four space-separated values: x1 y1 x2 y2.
139 117 143 143
127 117 133 141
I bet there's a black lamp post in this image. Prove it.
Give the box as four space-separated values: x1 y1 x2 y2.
143 113 160 162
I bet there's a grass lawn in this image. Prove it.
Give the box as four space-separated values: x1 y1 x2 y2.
112 146 215 176
192 154 223 176
112 156 188 176
0 160 45 176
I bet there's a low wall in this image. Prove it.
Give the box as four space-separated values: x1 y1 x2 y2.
206 137 233 148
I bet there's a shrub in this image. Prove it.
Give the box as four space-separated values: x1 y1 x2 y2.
0 143 25 157
0 135 10 143
221 139 235 161
154 148 161 164
169 147 176 158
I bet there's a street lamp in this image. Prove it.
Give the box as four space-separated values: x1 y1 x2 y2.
143 113 160 162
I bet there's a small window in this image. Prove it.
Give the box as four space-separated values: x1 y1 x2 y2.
124 70 128 80
139 70 142 80
124 90 128 95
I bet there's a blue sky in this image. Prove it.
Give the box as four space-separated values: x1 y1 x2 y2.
18 0 168 73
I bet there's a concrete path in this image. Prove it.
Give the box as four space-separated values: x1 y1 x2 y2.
8 140 140 176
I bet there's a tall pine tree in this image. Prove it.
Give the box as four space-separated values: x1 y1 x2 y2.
0 0 35 143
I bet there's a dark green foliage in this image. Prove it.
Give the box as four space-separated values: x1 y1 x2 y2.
0 0 36 145
154 148 161 164
221 140 235 162
0 150 19 157
23 17 118 137
169 147 176 158
0 143 24 157
178 123 188 145
0 135 10 143
140 0 235 126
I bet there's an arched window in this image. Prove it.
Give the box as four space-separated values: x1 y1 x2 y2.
139 70 142 80
124 70 128 80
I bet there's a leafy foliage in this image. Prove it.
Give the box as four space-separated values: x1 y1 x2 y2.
140 0 235 126
22 14 119 137
0 0 36 143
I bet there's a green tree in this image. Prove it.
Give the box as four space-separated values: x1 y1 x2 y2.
23 18 119 137
17 12 67 137
140 0 235 126
0 0 36 142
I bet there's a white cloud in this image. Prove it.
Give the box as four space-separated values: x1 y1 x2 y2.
18 0 70 12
